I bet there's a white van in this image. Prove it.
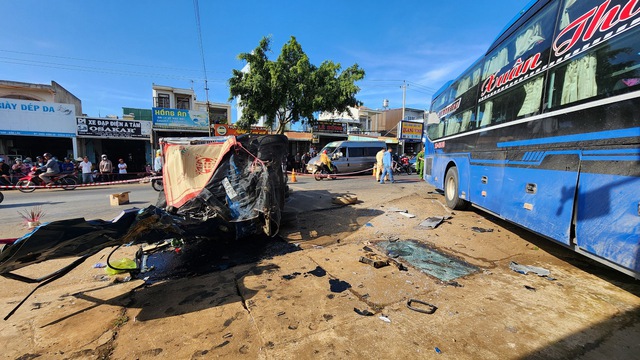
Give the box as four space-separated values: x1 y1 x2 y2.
306 140 386 174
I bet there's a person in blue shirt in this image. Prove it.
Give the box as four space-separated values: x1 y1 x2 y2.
60 158 75 173
379 147 396 184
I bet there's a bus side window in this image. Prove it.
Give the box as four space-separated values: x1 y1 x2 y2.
558 54 598 106
460 110 475 131
548 21 640 109
478 101 493 128
518 76 544 116
445 114 461 136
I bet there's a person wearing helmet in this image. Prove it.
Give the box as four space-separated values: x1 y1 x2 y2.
319 149 333 173
0 157 11 185
39 152 61 185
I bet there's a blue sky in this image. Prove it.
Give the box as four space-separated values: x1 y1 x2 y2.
0 0 528 121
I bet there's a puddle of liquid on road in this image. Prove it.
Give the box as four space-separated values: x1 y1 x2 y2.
376 240 479 281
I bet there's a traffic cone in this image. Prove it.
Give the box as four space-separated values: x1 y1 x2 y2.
291 169 297 182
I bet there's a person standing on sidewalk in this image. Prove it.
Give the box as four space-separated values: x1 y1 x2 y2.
99 154 113 183
379 147 395 184
117 158 128 180
416 148 425 179
375 148 385 182
78 156 93 184
153 150 163 174
0 158 11 185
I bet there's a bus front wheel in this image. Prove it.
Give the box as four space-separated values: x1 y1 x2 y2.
444 167 468 210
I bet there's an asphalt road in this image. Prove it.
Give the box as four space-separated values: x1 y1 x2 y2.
0 180 161 239
0 170 422 239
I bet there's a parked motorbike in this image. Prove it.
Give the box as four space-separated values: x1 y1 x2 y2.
16 167 78 193
393 156 413 175
151 172 163 192
313 164 337 181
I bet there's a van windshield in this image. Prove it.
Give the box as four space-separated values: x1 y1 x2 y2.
320 146 337 155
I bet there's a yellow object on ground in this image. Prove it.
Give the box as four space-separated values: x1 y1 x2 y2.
105 258 137 275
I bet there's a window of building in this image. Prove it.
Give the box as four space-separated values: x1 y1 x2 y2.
157 94 170 108
176 94 190 109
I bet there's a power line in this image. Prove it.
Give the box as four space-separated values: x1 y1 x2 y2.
0 57 228 83
193 0 208 84
361 79 438 93
405 81 438 92
0 49 204 73
193 0 212 135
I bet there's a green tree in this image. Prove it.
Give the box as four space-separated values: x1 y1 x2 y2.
228 36 365 134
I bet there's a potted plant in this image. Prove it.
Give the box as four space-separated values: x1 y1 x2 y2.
18 206 45 229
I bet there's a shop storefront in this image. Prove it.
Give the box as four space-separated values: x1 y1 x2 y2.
76 117 152 174
398 120 424 155
0 98 77 162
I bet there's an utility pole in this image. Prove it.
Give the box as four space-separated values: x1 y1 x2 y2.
205 79 212 137
400 80 408 155
401 80 407 121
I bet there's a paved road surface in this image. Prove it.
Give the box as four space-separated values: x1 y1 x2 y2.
0 181 161 239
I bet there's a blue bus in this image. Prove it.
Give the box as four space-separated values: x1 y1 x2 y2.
425 0 640 278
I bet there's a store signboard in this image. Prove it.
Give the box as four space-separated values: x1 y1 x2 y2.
152 107 209 129
0 98 76 137
399 121 423 141
213 124 269 137
313 121 345 134
76 117 151 139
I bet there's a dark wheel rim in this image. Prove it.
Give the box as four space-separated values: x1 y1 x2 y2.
17 180 36 193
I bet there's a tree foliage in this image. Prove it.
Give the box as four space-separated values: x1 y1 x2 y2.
228 36 365 134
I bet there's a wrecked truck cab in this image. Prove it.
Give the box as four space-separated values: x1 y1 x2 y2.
157 134 289 238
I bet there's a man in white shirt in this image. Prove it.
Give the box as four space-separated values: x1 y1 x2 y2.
78 156 93 184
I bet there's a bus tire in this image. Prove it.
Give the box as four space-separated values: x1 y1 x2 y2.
444 167 468 210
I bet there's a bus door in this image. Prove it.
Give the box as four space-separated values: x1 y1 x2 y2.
574 148 640 273
499 150 580 246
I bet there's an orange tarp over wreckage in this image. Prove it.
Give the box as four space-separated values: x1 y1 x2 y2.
162 137 237 208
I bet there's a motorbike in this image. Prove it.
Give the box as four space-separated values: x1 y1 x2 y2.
393 156 413 175
151 171 163 191
313 164 337 181
16 167 78 193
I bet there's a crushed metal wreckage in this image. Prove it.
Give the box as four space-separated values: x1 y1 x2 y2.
0 134 288 320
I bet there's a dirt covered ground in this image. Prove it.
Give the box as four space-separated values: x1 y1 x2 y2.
1 179 639 359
